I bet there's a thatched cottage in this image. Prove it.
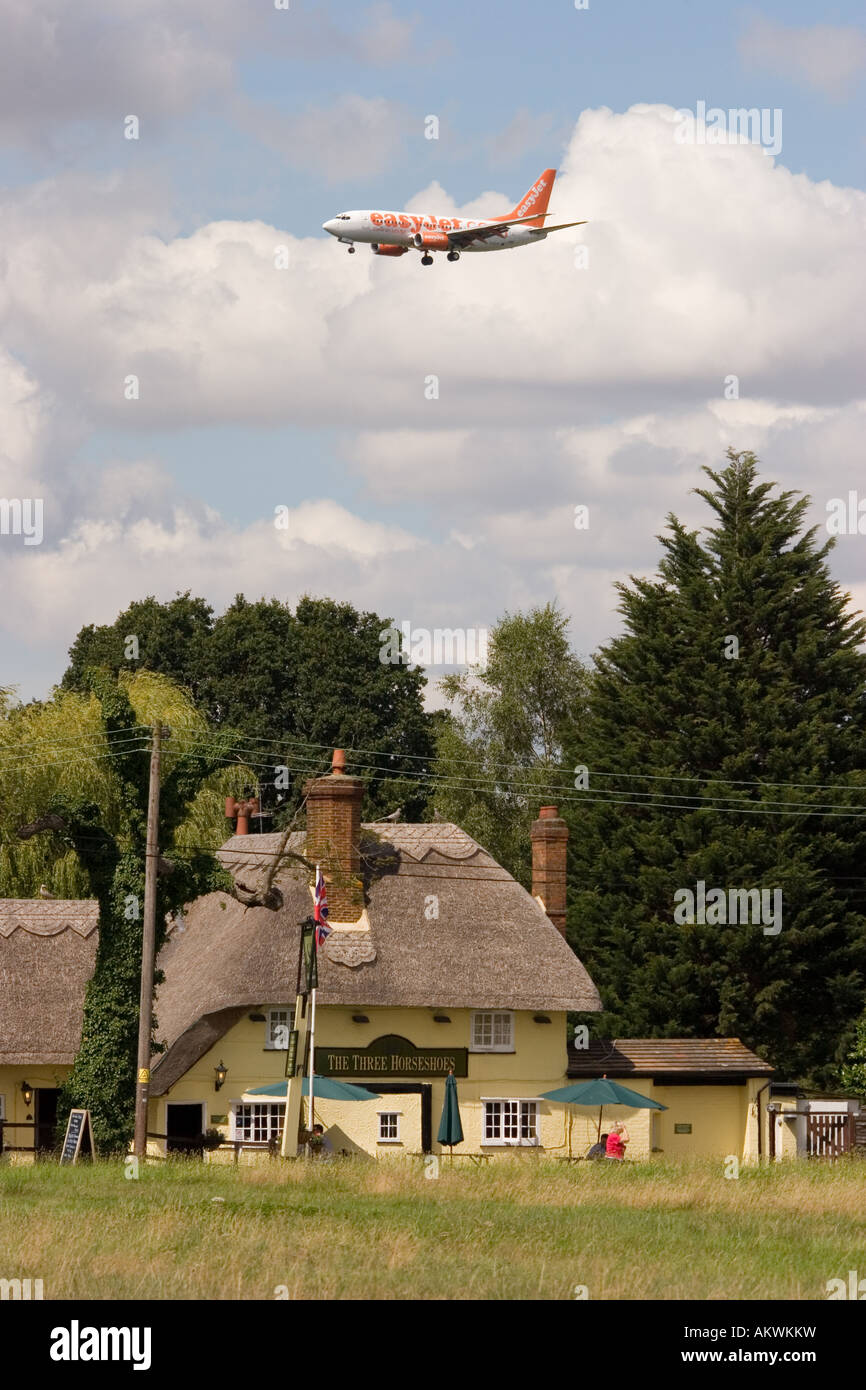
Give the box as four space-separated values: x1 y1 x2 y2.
1 752 781 1160
0 898 98 1153
148 752 601 1157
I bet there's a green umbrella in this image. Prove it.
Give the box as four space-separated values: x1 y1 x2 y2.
243 1077 381 1101
540 1078 667 1149
436 1072 464 1162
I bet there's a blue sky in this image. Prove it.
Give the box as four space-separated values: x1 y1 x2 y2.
1 0 865 699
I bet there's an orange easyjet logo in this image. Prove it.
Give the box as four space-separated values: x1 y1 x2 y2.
371 213 476 232
515 177 548 217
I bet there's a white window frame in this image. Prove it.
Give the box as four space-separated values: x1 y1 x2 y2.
481 1098 540 1147
231 1100 286 1145
264 1007 294 1050
470 1010 514 1052
377 1110 402 1144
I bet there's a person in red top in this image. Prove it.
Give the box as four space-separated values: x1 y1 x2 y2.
605 1121 629 1159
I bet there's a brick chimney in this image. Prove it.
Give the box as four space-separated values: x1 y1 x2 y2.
531 806 568 937
303 749 364 922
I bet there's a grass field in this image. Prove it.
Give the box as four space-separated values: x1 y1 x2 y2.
1 1156 865 1300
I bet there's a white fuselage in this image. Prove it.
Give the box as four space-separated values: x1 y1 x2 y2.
322 210 545 252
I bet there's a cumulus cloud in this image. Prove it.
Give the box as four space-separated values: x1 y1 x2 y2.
739 18 866 99
3 105 864 441
0 0 428 152
2 104 865 695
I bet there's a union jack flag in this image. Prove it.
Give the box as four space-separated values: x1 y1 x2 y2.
314 866 331 950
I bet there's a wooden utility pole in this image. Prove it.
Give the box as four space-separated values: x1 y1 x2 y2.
133 725 166 1157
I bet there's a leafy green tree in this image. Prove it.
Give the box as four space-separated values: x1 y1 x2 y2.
62 592 214 697
838 1011 866 1099
62 594 436 821
5 671 253 1151
432 604 589 885
566 451 866 1086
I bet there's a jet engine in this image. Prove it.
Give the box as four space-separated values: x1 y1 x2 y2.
371 243 408 256
412 230 450 251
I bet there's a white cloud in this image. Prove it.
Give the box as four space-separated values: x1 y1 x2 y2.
739 18 866 99
0 1 429 152
4 104 863 437
2 104 866 694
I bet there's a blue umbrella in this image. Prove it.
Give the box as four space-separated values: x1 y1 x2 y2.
243 1077 380 1101
436 1071 464 1163
540 1078 666 1147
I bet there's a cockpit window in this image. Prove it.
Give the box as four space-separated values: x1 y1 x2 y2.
337 213 351 220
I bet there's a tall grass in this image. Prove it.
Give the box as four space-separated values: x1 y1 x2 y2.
1 1156 864 1300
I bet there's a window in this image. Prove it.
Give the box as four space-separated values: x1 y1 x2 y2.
265 1008 293 1050
0 1094 4 1121
482 1100 539 1146
377 1112 401 1143
233 1103 285 1144
470 1011 514 1052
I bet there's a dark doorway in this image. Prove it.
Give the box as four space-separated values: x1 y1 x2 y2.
166 1103 205 1154
34 1088 59 1153
362 1083 433 1153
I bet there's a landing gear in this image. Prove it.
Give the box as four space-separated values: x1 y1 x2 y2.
421 254 433 266
347 245 355 254
447 251 460 262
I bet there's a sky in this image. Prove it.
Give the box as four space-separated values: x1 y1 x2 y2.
1 0 865 700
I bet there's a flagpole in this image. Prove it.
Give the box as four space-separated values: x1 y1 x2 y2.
308 863 320 1143
308 981 317 1139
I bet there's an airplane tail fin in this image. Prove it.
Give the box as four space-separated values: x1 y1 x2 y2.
508 168 556 227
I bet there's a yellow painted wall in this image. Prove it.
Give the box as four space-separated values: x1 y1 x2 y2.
649 1080 761 1161
146 1006 764 1161
0 1065 70 1160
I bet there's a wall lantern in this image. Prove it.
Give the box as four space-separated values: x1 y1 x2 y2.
351 1014 370 1024
214 1060 228 1092
433 1015 451 1024
533 1014 552 1024
20 1080 34 1107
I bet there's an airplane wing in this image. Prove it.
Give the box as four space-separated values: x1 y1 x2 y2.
445 212 556 247
528 220 588 235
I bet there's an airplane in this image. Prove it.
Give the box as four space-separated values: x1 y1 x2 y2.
322 167 585 266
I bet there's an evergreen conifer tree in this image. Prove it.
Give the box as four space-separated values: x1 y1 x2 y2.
566 451 866 1086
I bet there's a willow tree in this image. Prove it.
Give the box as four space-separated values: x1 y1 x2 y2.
2 669 255 1150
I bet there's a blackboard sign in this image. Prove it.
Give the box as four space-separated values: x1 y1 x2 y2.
59 1108 95 1164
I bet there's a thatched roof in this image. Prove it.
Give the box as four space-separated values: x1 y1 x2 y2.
567 1037 774 1080
0 899 99 1064
151 824 601 1091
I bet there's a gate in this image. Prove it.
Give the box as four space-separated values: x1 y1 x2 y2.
806 1112 856 1157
